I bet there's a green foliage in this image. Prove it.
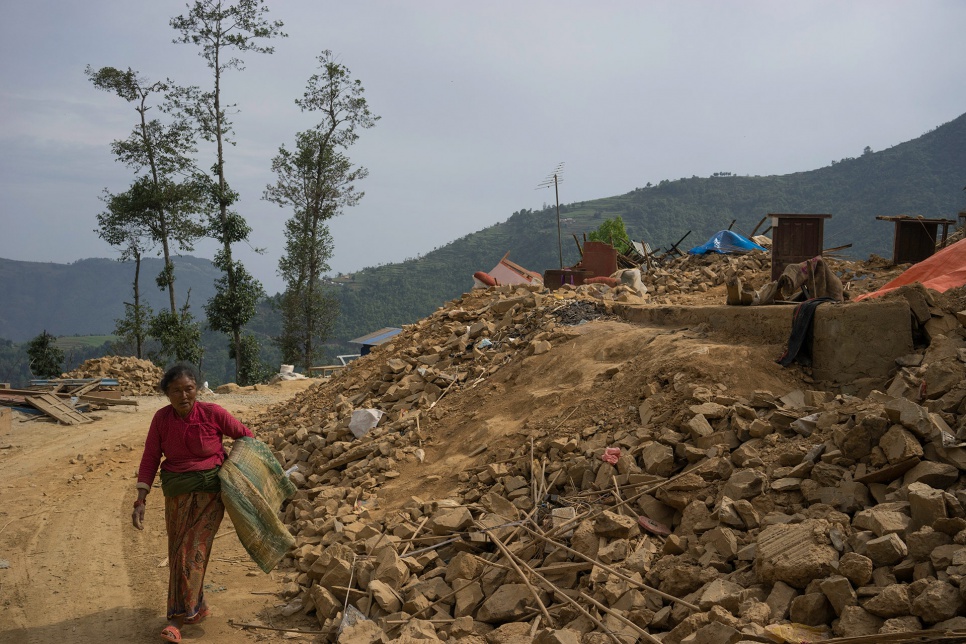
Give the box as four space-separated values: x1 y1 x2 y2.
26 330 65 379
588 215 632 255
87 65 206 317
229 333 272 386
264 50 377 373
205 254 264 338
148 304 203 366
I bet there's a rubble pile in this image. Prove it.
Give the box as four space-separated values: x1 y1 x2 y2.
65 356 164 395
641 252 904 305
246 258 966 643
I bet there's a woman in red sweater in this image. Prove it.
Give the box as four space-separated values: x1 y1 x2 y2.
132 363 253 643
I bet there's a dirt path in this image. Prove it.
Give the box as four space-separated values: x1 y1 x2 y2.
0 380 317 644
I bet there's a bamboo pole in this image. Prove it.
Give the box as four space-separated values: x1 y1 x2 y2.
477 521 555 627
483 526 624 644
518 524 699 611
579 590 662 644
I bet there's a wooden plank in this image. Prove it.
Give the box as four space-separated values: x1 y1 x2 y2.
25 394 94 425
0 388 131 406
79 394 137 406
68 380 103 397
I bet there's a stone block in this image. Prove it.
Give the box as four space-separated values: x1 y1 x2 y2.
339 620 389 644
819 575 856 615
908 482 948 529
686 620 741 644
721 469 767 501
395 619 438 641
834 606 884 637
879 426 924 463
789 592 835 626
865 533 908 566
594 510 640 539
755 520 838 589
879 616 923 634
838 552 873 587
702 527 739 561
477 584 535 623
698 578 744 614
930 543 963 570
429 506 473 535
533 628 582 644
861 583 910 618
308 584 340 623
453 579 484 618
440 549 482 586
852 504 911 536
907 527 952 561
910 579 965 624
368 579 402 613
641 442 676 477
903 461 959 488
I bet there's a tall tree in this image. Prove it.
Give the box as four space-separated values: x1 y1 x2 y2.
171 0 285 383
86 66 205 315
264 50 378 371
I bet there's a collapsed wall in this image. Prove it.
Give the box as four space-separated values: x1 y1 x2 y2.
245 256 966 643
64 355 164 395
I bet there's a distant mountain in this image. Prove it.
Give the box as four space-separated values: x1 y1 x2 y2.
330 113 966 340
0 255 219 342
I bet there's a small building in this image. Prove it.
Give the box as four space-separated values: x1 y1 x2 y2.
349 327 403 356
876 215 957 265
769 213 832 280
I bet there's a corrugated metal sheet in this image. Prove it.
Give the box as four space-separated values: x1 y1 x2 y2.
349 327 403 346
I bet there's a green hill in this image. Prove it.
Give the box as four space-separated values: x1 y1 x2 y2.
330 113 966 342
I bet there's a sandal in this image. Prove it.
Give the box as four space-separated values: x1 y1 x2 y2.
160 625 182 642
184 606 210 625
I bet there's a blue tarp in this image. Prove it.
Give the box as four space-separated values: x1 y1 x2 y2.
687 230 768 255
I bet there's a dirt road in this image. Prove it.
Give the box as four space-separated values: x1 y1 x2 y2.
0 381 317 644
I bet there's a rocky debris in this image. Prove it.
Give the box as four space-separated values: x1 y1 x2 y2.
244 257 966 642
64 356 164 395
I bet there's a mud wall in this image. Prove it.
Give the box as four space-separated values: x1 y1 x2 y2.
615 300 912 386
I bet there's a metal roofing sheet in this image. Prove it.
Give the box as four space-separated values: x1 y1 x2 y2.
349 327 403 346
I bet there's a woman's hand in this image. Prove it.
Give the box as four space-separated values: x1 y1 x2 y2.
132 495 147 530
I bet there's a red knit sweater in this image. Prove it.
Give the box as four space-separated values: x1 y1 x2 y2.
137 401 253 490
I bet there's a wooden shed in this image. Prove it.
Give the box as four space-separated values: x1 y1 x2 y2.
770 213 832 280
876 215 956 265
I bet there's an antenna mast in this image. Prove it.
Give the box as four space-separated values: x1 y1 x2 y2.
536 162 565 269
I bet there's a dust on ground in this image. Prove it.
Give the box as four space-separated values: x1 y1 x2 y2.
0 380 315 644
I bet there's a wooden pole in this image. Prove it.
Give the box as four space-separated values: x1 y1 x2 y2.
477 522 556 627
519 524 699 611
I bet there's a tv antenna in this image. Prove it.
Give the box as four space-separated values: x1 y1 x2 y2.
536 162 565 269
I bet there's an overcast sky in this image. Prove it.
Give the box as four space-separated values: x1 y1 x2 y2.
2 1 965 294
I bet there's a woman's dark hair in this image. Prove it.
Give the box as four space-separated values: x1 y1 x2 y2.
159 363 199 393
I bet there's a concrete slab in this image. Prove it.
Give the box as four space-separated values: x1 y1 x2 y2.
614 300 912 385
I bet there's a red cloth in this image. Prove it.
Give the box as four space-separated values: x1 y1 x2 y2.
601 447 621 465
137 401 253 489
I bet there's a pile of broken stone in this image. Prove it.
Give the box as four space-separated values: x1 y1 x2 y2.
247 278 966 643
65 355 165 395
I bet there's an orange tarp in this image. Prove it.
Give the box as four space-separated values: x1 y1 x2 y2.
857 237 966 300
